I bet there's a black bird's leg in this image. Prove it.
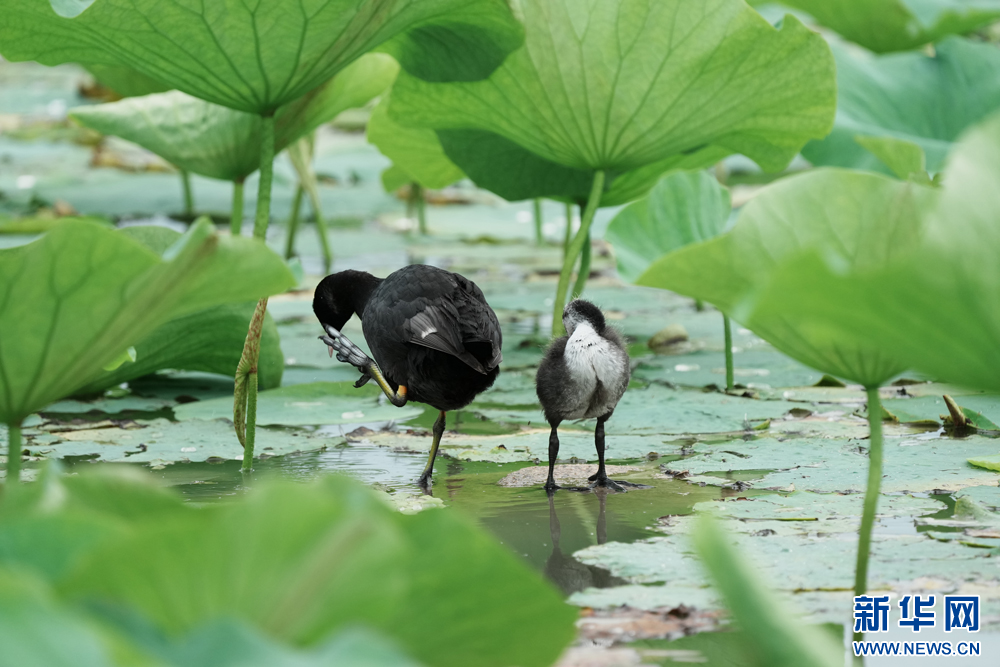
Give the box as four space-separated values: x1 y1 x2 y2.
418 410 446 488
545 421 561 491
320 325 407 406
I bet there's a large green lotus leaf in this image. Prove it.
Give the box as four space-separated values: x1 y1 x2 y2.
1 0 522 114
70 54 398 182
746 114 1000 392
75 224 283 393
802 38 1000 175
0 220 294 425
84 63 170 98
173 381 424 426
605 171 731 283
639 169 937 387
752 0 1000 53
435 127 730 204
367 96 464 190
390 0 835 177
61 476 576 667
77 302 284 395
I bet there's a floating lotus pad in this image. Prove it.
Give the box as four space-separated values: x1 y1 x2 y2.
174 382 424 427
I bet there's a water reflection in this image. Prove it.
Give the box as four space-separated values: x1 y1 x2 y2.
544 489 626 595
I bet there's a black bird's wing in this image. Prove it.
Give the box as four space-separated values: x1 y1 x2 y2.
401 272 502 374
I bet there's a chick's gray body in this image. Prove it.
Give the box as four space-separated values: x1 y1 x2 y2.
536 325 630 423
535 300 633 492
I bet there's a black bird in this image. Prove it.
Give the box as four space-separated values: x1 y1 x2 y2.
313 264 502 486
536 299 635 492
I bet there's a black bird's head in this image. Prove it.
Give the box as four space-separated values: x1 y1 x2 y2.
313 270 381 331
563 299 605 336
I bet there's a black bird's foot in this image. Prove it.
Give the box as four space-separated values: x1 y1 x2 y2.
321 325 372 369
320 325 373 377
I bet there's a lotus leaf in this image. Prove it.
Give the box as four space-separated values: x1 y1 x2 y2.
0 220 295 425
367 96 464 191
605 171 731 283
74 226 284 393
639 169 937 388
174 381 424 427
803 38 1000 175
389 0 834 332
390 0 835 175
83 63 169 98
744 114 1000 393
1 0 523 114
434 128 731 205
77 302 284 395
70 55 398 182
752 0 1000 53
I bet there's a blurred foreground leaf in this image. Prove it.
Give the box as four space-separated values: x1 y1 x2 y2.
691 514 842 667
8 471 575 667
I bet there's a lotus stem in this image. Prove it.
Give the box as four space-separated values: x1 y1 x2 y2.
5 422 21 483
563 202 573 258
236 111 276 457
553 171 605 336
723 315 734 391
230 178 245 236
180 169 194 218
533 198 544 245
252 113 276 240
284 185 304 260
571 230 591 299
235 297 269 472
853 385 885 639
414 183 427 235
305 181 332 273
244 370 258 473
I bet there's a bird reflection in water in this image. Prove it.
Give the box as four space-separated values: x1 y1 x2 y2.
544 488 627 595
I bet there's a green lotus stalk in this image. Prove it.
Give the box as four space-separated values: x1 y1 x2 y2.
230 178 244 236
284 185 304 259
252 115 276 240
237 112 276 463
180 169 194 218
553 171 605 336
854 385 885 639
414 183 428 235
533 198 543 245
571 230 591 299
563 203 573 257
305 181 332 274
723 315 734 391
235 297 269 471
5 422 21 483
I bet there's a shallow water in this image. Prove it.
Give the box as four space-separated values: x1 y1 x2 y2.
126 443 733 592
